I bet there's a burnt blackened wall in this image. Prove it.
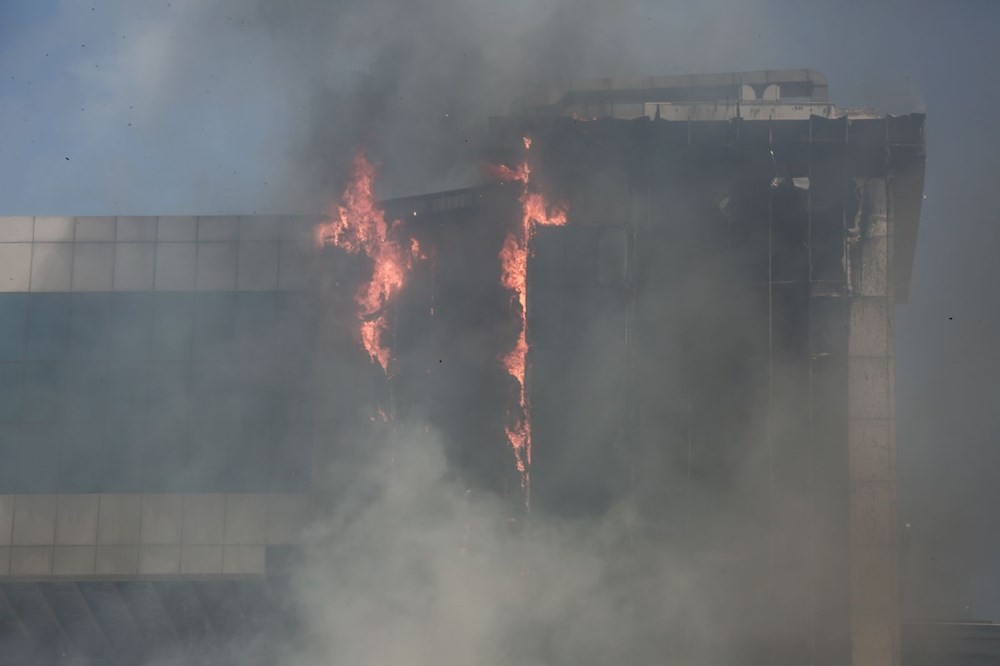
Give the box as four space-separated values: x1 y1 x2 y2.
484 114 922 665
389 191 518 494
308 192 519 497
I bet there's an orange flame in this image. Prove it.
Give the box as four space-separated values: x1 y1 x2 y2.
316 150 420 375
482 162 530 184
490 145 567 496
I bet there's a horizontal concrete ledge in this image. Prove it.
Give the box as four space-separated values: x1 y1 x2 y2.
0 493 311 578
0 573 273 582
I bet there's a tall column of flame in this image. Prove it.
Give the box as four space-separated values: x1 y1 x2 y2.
486 138 567 502
315 150 421 377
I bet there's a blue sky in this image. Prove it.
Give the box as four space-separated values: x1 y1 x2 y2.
3 0 1000 618
2 0 959 215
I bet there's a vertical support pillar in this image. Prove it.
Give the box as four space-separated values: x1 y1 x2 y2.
848 177 900 666
808 132 852 666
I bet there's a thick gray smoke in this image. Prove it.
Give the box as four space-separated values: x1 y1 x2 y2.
1 0 790 212
293 423 778 666
145 0 646 203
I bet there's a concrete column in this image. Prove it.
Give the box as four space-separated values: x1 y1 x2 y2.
848 177 900 666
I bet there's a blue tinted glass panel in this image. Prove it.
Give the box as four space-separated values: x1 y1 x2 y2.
236 292 278 358
273 356 315 422
63 361 110 422
109 293 154 359
194 293 237 360
21 362 65 422
152 293 195 361
182 420 236 491
269 421 313 491
229 421 271 491
0 284 328 491
18 423 62 492
0 294 27 360
0 424 20 489
25 294 70 360
69 293 113 359
107 362 150 422
58 422 106 492
103 421 146 492
147 361 191 422
0 363 22 422
276 292 318 353
191 362 230 422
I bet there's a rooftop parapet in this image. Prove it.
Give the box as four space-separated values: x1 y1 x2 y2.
511 69 832 117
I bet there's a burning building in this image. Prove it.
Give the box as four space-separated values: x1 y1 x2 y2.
0 70 929 665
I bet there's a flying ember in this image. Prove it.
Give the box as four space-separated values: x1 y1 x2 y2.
488 136 568 503
315 150 421 375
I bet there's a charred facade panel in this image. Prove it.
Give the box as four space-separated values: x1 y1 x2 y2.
486 112 923 665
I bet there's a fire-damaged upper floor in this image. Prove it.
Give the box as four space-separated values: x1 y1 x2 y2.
498 69 925 303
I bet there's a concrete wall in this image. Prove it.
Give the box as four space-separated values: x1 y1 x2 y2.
849 178 900 665
0 216 320 293
0 493 308 578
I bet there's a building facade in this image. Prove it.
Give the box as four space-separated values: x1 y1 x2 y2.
0 70 927 665
496 70 924 664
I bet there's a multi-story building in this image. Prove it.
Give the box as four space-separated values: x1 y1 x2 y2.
0 70 928 665
494 69 926 665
